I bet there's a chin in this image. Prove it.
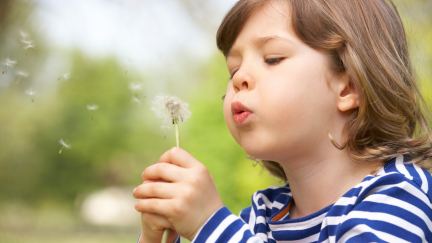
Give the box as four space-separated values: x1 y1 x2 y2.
240 141 273 161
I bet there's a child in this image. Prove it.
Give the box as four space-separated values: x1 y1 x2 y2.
133 0 432 242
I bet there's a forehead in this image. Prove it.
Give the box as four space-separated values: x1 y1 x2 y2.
229 1 295 53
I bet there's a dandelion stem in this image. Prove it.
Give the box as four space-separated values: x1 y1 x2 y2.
162 229 170 243
175 123 180 148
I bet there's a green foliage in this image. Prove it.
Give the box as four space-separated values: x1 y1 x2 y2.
0 53 137 205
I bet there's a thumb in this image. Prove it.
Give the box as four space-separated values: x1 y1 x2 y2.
159 147 200 168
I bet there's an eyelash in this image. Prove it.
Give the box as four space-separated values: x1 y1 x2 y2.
229 71 237 79
229 57 285 79
265 57 285 65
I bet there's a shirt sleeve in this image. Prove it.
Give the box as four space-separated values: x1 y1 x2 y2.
191 207 266 243
334 173 432 243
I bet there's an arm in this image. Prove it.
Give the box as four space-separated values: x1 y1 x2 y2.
192 207 265 243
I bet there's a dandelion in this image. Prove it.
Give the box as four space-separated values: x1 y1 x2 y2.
25 88 36 102
58 138 71 154
86 103 99 111
151 95 191 242
152 95 191 147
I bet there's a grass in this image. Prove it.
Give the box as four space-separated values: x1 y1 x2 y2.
0 201 139 243
0 229 138 243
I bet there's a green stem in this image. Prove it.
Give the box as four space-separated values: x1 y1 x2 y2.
162 124 180 243
175 123 180 148
162 229 170 243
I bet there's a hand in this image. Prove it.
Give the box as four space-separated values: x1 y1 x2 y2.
133 147 224 240
133 181 178 243
137 211 177 243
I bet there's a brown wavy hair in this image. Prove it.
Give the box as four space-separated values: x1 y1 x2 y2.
217 0 432 181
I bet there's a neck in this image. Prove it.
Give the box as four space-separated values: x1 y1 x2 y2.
280 145 381 219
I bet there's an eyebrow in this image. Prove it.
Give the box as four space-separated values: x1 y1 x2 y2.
227 35 295 58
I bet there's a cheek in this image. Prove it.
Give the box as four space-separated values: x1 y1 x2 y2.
222 92 235 130
222 89 244 143
223 84 236 114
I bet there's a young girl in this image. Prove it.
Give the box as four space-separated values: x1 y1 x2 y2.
133 0 432 242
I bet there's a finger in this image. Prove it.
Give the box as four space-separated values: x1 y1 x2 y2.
159 147 201 168
133 181 174 199
141 162 185 182
141 213 172 231
135 198 172 216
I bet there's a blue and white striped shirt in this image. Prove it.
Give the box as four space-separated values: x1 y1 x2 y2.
192 155 432 242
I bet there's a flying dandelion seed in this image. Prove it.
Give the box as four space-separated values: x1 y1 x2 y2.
25 88 36 102
132 96 141 104
130 82 145 103
86 104 99 111
19 30 35 50
58 72 71 81
22 40 35 50
19 30 29 39
16 70 29 78
2 58 17 75
129 82 143 92
4 58 17 68
152 95 191 147
58 138 71 154
87 104 99 120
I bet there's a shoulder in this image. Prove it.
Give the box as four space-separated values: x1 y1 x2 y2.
380 155 432 197
333 156 432 242
355 155 432 203
239 185 290 228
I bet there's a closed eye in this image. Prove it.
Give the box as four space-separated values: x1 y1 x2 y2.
229 69 238 79
265 57 285 65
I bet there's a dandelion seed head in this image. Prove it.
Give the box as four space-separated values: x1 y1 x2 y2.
152 95 191 127
87 104 99 111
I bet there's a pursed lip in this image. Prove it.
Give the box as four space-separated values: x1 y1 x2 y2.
231 101 253 124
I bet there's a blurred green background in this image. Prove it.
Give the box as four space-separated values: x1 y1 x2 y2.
0 0 430 242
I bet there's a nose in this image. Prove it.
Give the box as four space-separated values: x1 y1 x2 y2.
232 68 254 92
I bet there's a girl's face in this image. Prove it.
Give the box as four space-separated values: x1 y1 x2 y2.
223 1 342 162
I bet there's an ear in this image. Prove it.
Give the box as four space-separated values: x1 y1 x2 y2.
335 74 360 112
